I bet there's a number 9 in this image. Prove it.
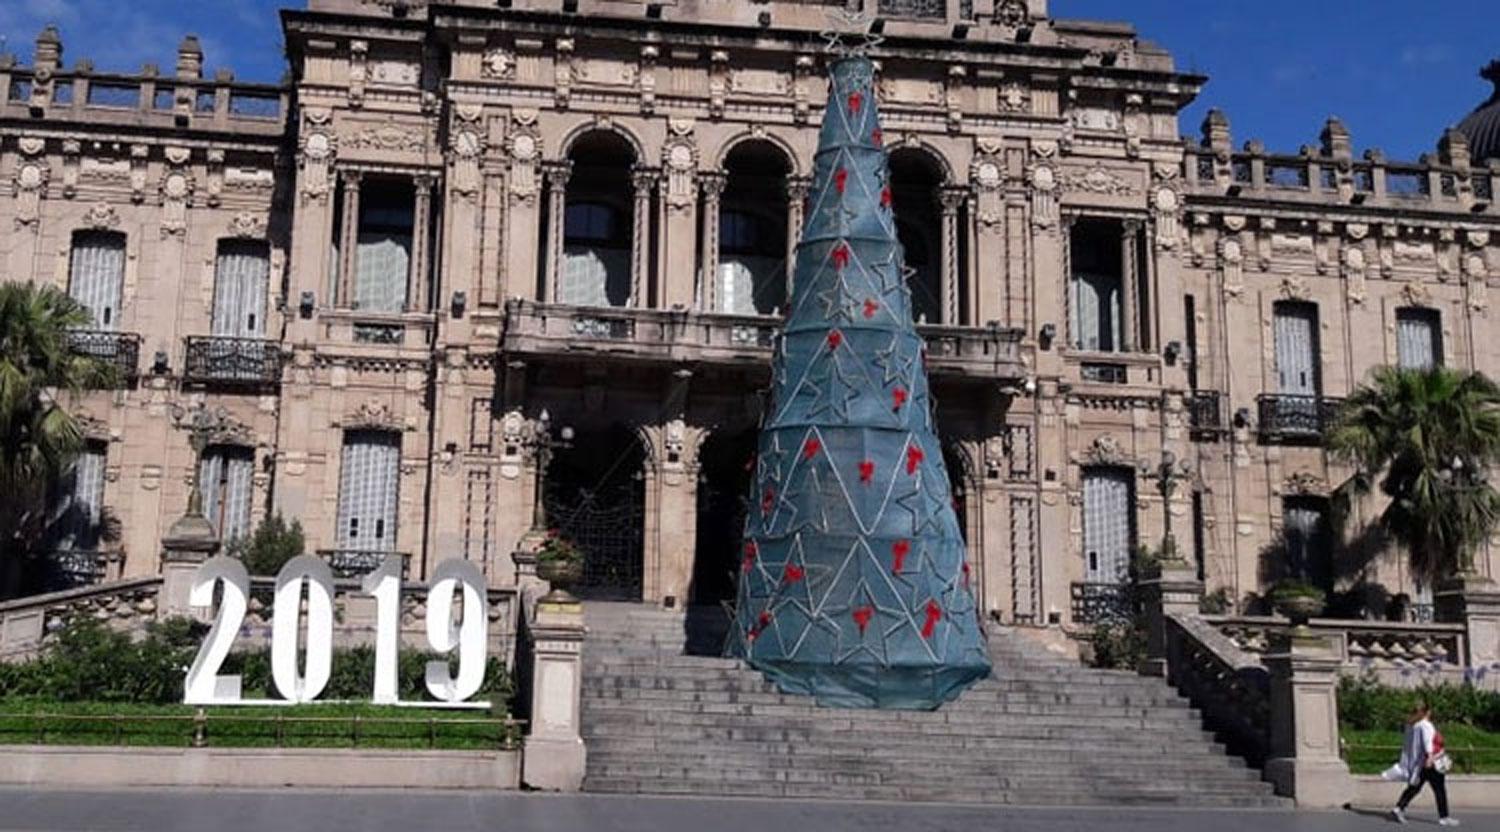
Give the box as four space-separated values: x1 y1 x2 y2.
424 559 488 702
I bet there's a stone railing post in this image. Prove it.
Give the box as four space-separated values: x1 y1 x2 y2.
1137 559 1202 677
158 512 220 619
1263 630 1353 808
521 595 587 791
1436 574 1500 667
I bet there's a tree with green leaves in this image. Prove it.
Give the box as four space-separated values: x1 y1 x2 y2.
0 282 115 577
226 512 306 576
1328 366 1500 585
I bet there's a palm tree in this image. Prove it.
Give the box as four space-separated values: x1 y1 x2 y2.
0 282 115 574
1328 366 1500 585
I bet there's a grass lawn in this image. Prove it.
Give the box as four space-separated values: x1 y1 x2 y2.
1342 724 1500 775
0 699 520 751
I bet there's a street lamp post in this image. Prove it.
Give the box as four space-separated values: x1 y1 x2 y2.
528 409 574 533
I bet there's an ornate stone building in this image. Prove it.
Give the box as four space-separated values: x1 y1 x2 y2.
3 1 1499 629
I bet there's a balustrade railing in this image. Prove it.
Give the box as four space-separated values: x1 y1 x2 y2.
182 336 282 387
1187 390 1225 437
1070 581 1133 625
1187 147 1495 210
66 330 141 385
1204 615 1466 669
1256 394 1342 443
316 549 410 579
1164 613 1272 764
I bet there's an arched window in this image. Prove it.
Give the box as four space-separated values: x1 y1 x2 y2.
560 131 637 308
888 149 944 325
896 219 939 324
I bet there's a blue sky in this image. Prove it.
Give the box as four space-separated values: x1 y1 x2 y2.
1 1 1495 162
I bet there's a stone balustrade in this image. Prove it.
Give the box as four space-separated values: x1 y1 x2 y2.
1164 612 1272 764
1186 145 1498 211
501 299 1027 379
1205 614 1468 672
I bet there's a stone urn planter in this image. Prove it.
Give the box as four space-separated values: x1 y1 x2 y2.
535 534 584 601
1270 581 1327 629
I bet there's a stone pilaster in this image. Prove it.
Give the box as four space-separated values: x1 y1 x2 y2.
521 597 587 791
1436 574 1500 667
1137 559 1203 677
697 172 725 310
541 161 570 303
1262 631 1354 808
629 168 657 307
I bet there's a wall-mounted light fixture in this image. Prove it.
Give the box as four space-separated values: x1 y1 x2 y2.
152 351 170 375
1039 322 1056 350
299 290 315 319
1233 407 1251 429
451 290 467 318
1163 340 1182 365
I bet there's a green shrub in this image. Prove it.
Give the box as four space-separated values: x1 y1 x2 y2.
1339 671 1500 732
1087 617 1146 670
0 616 514 709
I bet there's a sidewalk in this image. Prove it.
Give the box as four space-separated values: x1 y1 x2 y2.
0 788 1490 832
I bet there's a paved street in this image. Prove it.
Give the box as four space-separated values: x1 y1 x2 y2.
0 789 1491 832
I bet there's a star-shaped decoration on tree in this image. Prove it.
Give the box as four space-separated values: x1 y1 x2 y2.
873 333 916 389
756 433 789 486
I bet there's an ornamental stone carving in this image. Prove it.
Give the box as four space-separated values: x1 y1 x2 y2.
341 399 404 432
345 122 427 153
159 167 194 238
298 111 336 205
661 120 698 214
506 110 543 205
482 46 514 80
1082 433 1130 467
12 160 48 230
1401 280 1434 308
83 201 120 230
1028 164 1058 228
228 211 267 239
1060 164 1136 196
1281 471 1328 496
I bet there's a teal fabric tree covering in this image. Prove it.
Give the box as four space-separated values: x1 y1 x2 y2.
729 56 991 710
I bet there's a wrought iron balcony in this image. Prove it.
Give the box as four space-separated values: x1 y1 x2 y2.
877 0 946 20
501 300 1026 380
317 548 410 579
1187 390 1226 438
183 336 282 387
65 329 140 385
1071 582 1135 626
42 549 108 590
1256 394 1343 443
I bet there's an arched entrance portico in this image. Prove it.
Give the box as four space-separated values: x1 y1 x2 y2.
544 422 646 601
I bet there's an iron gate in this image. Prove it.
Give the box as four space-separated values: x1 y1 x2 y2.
547 478 644 601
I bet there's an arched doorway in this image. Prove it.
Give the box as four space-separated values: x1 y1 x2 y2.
544 423 646 600
888 148 945 325
716 141 791 315
691 428 758 607
560 131 637 307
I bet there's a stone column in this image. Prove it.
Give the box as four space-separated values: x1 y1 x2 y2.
785 176 812 297
159 510 220 619
938 186 967 325
1121 219 1142 352
640 412 703 607
521 596 587 791
697 172 726 311
541 161 571 303
337 170 362 308
1436 575 1500 667
408 175 434 312
1136 559 1203 678
1263 631 1354 808
630 168 657 307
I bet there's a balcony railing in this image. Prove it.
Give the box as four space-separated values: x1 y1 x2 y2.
877 0 945 20
1070 582 1135 626
317 549 410 579
41 549 109 591
183 336 282 387
501 300 1026 380
1256 394 1343 443
66 330 141 385
1187 390 1225 438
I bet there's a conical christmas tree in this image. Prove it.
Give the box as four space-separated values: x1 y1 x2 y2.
729 56 991 710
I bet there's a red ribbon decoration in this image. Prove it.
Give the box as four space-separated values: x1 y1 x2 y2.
905 445 925 474
863 298 879 318
852 606 874 634
892 539 910 573
892 386 908 410
921 600 942 639
761 487 775 515
880 186 893 209
748 609 773 642
783 563 805 584
827 330 843 351
832 241 850 270
847 90 863 113
802 437 822 459
834 168 848 194
859 460 875 483
871 128 883 147
742 540 758 572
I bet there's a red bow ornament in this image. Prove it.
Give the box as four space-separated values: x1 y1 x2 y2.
852 606 874 634
891 539 911 573
921 600 942 639
742 540 758 572
859 460 875 484
905 445 925 475
847 90 863 113
826 330 843 351
783 563 805 584
802 437 822 459
834 167 848 194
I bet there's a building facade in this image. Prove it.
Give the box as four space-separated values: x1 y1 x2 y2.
3 0 1499 628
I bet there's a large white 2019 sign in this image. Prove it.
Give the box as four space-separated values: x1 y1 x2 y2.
183 555 490 708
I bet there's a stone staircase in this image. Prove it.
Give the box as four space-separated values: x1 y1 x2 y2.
579 602 1287 807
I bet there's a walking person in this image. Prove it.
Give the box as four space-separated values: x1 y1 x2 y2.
1385 702 1458 826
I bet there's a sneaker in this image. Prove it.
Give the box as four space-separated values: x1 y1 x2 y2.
1390 808 1406 824
1438 819 1460 827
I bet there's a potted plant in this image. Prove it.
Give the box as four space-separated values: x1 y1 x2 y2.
535 530 583 599
1269 578 1327 626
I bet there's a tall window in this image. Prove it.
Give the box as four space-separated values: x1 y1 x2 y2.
1273 301 1320 397
1282 496 1333 593
56 441 107 551
354 182 414 312
336 430 401 552
1396 307 1442 370
562 201 630 307
1069 220 1124 351
717 210 786 315
212 240 270 338
1082 467 1136 584
200 445 254 542
68 231 126 330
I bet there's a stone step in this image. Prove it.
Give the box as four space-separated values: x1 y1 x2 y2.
578 711 1217 743
580 681 1193 708
582 759 1263 788
580 733 1236 761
